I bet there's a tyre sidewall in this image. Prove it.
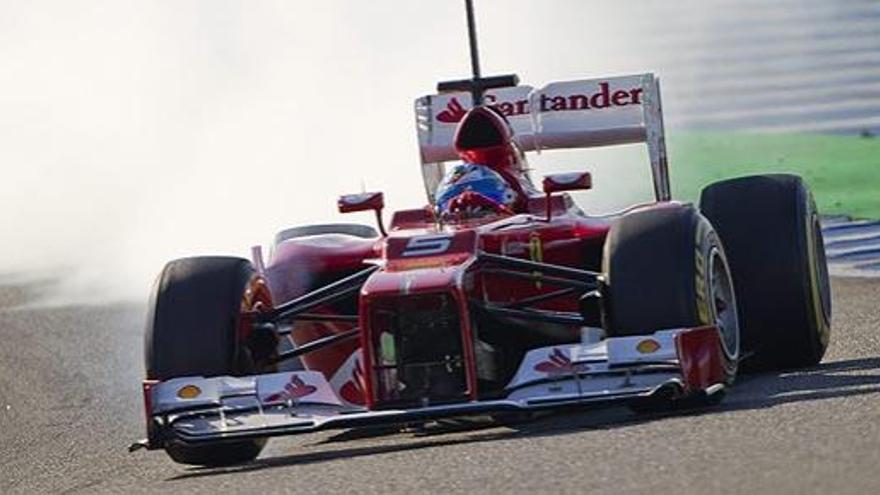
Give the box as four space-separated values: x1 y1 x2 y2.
146 256 267 466
603 205 738 381
695 216 739 380
801 189 832 359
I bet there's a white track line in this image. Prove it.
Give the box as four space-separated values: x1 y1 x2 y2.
822 220 880 276
672 98 880 127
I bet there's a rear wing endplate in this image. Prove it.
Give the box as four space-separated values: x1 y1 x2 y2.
414 73 670 202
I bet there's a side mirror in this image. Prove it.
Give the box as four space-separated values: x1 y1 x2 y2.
338 191 387 236
541 172 592 221
542 172 592 194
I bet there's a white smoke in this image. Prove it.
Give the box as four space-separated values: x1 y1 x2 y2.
0 1 674 303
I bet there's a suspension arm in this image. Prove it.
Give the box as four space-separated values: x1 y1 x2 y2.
477 252 600 285
478 304 586 327
260 265 379 323
269 328 361 365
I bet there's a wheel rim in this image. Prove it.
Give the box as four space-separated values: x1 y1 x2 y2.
708 247 739 359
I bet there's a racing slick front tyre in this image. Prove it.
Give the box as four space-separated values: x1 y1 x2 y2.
145 256 270 467
700 174 831 371
602 204 740 409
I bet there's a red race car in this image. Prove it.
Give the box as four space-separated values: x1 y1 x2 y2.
132 14 831 468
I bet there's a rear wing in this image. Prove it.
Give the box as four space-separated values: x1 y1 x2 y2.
414 73 670 202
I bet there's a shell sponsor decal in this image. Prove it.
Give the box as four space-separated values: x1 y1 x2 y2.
176 384 202 400
264 375 318 403
636 338 661 354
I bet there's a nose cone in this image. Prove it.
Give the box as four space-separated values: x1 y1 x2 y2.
453 106 514 152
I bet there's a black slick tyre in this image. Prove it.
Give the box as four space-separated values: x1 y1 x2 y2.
602 204 740 407
700 174 831 370
145 256 267 466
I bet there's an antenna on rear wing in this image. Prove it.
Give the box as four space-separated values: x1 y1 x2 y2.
436 0 519 105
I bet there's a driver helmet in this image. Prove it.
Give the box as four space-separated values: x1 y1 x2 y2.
435 163 518 220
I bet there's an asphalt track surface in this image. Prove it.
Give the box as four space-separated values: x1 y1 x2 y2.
0 276 879 494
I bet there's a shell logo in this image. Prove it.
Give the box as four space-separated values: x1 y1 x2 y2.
636 339 661 354
177 384 202 399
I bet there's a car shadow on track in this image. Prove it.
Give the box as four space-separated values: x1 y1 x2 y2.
723 355 880 410
166 356 880 482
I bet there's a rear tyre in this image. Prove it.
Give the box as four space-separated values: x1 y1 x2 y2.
700 174 831 370
145 256 268 466
602 204 740 410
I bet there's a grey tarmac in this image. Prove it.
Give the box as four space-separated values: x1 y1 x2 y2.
1 277 879 494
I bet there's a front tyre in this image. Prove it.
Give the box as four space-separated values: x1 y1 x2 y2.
602 204 740 408
145 256 271 466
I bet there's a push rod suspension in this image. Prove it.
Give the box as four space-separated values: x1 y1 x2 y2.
262 265 379 323
478 251 600 282
503 287 576 309
270 328 360 365
480 268 595 291
479 304 586 327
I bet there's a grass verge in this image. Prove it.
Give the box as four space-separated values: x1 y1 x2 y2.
669 132 880 218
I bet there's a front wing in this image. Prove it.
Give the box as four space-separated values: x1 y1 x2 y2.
134 326 726 449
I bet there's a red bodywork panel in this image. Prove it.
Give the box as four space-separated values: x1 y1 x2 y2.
266 234 379 380
263 194 612 407
675 326 727 391
261 106 635 408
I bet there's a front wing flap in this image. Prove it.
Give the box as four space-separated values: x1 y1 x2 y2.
138 326 725 448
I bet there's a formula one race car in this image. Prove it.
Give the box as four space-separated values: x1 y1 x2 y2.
131 8 831 468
